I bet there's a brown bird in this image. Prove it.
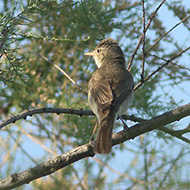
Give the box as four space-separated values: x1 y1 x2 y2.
85 38 134 154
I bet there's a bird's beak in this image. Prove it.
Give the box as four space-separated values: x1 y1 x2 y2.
84 51 94 57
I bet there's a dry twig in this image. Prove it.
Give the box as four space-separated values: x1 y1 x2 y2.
127 0 166 70
134 46 190 91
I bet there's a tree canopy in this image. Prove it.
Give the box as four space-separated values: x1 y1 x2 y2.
0 0 190 189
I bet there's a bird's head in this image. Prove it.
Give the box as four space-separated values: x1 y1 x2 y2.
85 38 125 68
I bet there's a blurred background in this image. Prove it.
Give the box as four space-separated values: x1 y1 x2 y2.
0 0 190 189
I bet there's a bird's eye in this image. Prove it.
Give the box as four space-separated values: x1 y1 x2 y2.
97 49 100 53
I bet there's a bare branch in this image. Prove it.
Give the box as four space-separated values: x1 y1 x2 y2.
127 0 166 71
0 103 190 190
134 46 190 91
0 108 94 129
112 103 190 146
0 143 94 190
121 114 190 144
1 104 190 146
159 127 190 144
146 15 190 55
121 114 146 122
149 53 190 72
171 123 190 136
141 0 146 82
1 104 190 147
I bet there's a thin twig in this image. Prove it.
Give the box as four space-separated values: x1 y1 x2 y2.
156 149 184 190
122 114 190 144
127 0 166 71
134 46 190 91
149 53 190 72
159 127 190 144
38 53 86 94
174 124 190 135
146 15 190 54
141 0 146 82
93 157 148 185
21 129 58 156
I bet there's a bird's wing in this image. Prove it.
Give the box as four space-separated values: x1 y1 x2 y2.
88 69 134 117
88 71 113 116
111 70 134 108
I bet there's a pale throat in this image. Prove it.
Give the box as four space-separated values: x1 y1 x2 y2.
94 56 102 68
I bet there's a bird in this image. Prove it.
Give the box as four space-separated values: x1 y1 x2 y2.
84 38 134 154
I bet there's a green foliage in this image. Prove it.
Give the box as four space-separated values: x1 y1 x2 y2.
0 0 190 189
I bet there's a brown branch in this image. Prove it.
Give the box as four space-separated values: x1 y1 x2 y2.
134 46 190 91
159 127 190 144
121 114 146 123
1 105 190 146
141 0 146 82
0 144 95 190
121 114 190 144
1 105 190 145
127 0 166 71
146 15 190 55
0 108 94 130
175 124 190 135
0 103 190 190
149 53 190 72
112 102 190 145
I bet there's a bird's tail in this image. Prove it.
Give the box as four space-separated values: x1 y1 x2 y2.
94 116 115 154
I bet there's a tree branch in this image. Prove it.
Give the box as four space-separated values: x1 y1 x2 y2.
0 103 190 190
121 114 190 144
1 43 189 129
0 144 95 190
145 15 190 55
112 103 190 145
0 108 94 130
127 0 166 71
141 0 146 82
134 46 190 91
159 127 190 144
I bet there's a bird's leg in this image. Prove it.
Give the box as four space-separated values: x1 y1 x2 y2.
89 123 98 144
117 115 129 130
